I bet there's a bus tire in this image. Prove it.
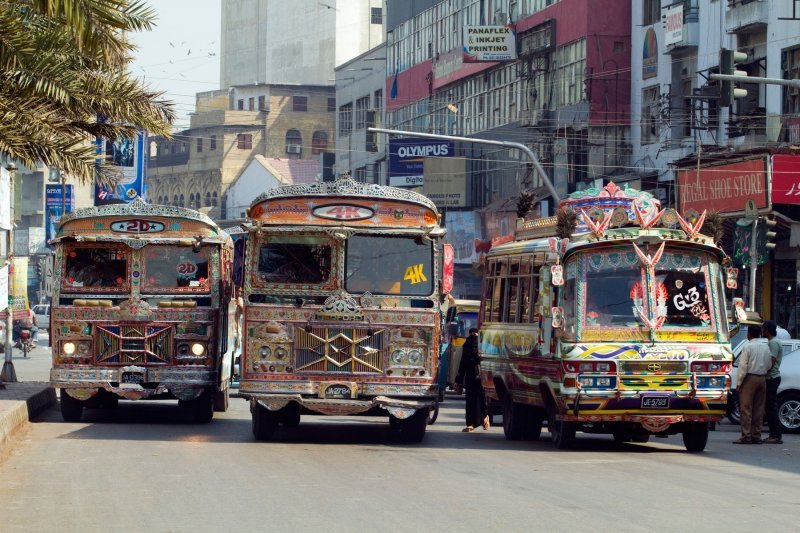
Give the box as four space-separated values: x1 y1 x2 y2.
60 389 83 422
397 409 427 443
427 399 439 425
252 402 278 440
213 387 229 412
682 422 709 452
181 389 214 424
547 404 576 449
279 402 301 428
502 394 529 440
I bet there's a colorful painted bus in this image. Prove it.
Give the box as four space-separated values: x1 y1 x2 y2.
239 175 450 442
480 182 734 451
50 199 235 422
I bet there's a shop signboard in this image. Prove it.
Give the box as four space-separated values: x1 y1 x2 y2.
389 138 454 188
676 157 769 215
771 154 800 205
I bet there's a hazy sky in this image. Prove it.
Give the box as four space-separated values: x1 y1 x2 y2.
130 1 222 131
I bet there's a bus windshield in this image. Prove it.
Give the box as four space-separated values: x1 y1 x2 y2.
346 235 433 296
62 245 128 292
655 250 715 329
256 235 332 285
142 245 212 293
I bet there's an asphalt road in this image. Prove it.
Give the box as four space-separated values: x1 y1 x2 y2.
0 389 798 533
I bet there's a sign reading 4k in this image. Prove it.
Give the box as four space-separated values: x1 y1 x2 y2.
403 264 427 284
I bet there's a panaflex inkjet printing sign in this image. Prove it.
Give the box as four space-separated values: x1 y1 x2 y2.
389 138 454 187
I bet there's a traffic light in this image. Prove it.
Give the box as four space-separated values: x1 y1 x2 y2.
759 217 777 254
719 48 749 107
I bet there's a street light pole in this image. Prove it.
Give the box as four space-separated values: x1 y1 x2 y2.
367 127 561 203
1 163 16 382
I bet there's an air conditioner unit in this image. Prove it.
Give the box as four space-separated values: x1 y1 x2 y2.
286 144 301 155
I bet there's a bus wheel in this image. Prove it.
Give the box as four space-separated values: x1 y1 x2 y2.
252 402 278 440
547 404 576 449
397 409 428 443
213 387 229 412
98 391 118 410
278 402 301 428
60 389 83 422
427 399 439 425
502 395 528 440
181 389 214 424
682 422 709 452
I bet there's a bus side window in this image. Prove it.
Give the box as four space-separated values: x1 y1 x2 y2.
483 259 496 323
494 259 508 322
520 255 537 323
507 258 520 322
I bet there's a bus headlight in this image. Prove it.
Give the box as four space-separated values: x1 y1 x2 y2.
407 349 423 365
391 349 405 364
191 343 205 356
274 347 288 360
63 342 76 355
260 346 272 358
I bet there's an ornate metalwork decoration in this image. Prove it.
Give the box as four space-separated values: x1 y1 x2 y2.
250 174 439 214
119 297 154 322
125 239 147 250
95 324 173 365
58 197 217 229
316 290 363 321
360 292 377 308
294 325 387 373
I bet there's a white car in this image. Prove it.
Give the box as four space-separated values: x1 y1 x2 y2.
729 337 800 433
32 304 50 330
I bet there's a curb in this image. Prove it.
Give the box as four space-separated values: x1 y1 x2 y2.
0 387 57 453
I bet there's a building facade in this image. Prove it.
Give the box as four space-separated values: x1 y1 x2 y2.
631 0 800 332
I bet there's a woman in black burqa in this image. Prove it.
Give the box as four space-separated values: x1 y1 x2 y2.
455 328 490 432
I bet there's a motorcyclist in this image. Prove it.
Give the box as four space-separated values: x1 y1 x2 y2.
13 309 39 346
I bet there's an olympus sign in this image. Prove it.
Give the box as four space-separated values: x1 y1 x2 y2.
396 144 451 158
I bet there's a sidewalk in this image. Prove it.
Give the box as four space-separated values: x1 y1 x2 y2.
0 331 57 453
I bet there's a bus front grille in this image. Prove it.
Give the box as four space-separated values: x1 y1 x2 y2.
95 324 174 365
294 326 387 373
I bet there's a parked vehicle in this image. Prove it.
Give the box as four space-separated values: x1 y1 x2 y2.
32 304 50 330
727 338 800 432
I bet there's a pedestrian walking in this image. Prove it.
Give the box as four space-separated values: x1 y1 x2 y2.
762 320 784 444
455 328 489 432
775 324 791 340
733 324 773 444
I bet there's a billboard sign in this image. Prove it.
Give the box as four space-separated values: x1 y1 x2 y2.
664 5 684 46
423 157 467 207
772 154 800 205
389 138 454 188
463 26 517 62
95 130 147 205
45 184 74 246
676 158 769 215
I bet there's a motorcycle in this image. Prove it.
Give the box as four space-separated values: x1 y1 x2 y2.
14 328 36 357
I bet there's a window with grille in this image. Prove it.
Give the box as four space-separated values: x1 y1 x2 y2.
641 86 660 145
355 96 370 129
339 103 353 136
293 96 308 112
370 7 382 24
237 133 253 150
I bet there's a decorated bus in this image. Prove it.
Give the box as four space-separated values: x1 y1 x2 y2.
239 175 451 442
480 182 735 451
50 199 235 422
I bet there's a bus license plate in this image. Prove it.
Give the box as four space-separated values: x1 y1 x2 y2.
121 372 145 385
324 384 352 399
641 396 669 409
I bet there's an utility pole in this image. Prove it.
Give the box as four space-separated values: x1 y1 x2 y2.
367 127 561 203
1 163 16 383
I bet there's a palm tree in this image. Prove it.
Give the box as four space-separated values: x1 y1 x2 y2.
0 0 175 184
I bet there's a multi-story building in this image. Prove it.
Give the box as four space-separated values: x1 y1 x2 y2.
147 84 335 219
221 0 384 88
384 0 632 297
630 0 800 331
333 45 387 182
148 0 385 223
